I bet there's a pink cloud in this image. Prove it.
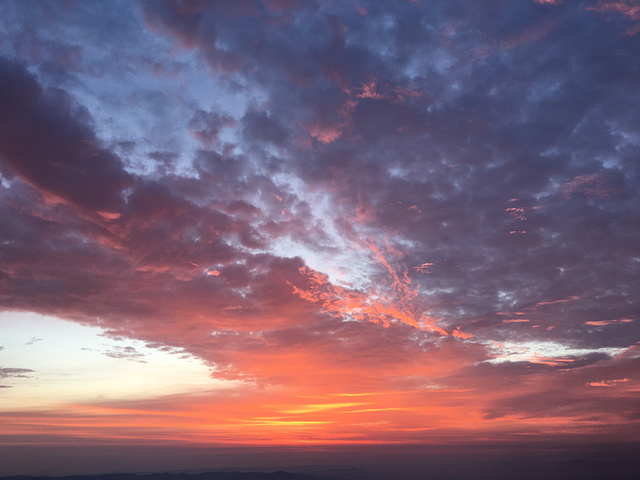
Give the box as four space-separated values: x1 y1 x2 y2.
587 0 640 34
357 79 386 100
307 122 343 144
560 173 623 198
502 17 559 49
534 0 563 5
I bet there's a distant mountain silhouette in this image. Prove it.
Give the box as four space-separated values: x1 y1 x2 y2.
3 460 639 480
0 472 346 480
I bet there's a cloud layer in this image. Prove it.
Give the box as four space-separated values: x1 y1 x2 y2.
0 0 639 448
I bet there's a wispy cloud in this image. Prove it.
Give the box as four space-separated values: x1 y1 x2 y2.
0 367 34 379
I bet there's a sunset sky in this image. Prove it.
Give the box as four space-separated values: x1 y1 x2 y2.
1 0 639 475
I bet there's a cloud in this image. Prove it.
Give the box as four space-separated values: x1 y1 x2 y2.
0 58 132 215
589 377 630 387
0 368 34 379
587 0 640 34
0 0 639 449
559 172 624 198
103 346 148 363
188 109 236 150
534 0 563 5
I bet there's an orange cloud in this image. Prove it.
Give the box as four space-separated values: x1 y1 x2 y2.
589 378 630 387
452 326 473 339
288 242 449 335
586 318 634 326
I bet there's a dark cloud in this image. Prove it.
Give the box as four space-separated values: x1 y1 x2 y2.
103 345 147 363
188 109 236 150
0 367 34 379
476 349 640 422
241 109 289 147
0 57 132 214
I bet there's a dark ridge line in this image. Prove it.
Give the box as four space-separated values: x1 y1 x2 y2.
0 471 346 480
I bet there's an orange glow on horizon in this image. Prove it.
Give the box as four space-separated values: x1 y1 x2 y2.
3 369 638 448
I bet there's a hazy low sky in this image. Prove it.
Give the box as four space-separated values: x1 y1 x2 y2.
1 0 639 474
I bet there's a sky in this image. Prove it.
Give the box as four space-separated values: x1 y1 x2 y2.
0 0 639 475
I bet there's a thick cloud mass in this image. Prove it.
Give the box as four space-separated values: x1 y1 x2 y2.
0 0 639 447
